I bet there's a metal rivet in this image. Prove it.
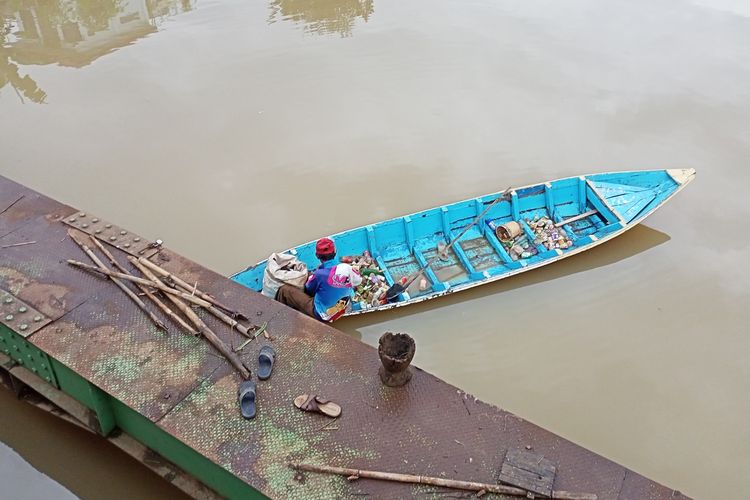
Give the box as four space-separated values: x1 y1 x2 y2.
18 306 27 313
45 376 51 382
95 229 102 234
81 223 89 228
17 359 23 365
79 213 86 217
124 243 131 248
92 218 99 223
5 314 13 321
133 237 141 242
4 297 13 304
120 230 127 235
68 217 76 223
26 354 32 359
32 368 37 373
109 236 117 241
105 224 112 228
19 324 28 331
33 315 43 322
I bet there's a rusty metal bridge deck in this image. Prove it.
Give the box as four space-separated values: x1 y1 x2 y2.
0 175 684 499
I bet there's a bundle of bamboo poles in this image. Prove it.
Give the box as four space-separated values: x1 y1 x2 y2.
66 229 258 380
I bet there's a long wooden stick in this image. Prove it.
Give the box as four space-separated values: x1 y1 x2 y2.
555 209 599 228
68 232 167 332
67 260 212 308
137 258 248 320
90 237 198 336
0 241 36 249
130 259 251 380
290 463 596 500
130 257 253 338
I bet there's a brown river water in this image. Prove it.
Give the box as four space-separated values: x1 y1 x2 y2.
2 0 749 498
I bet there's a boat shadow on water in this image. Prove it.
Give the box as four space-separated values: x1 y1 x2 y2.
338 224 671 336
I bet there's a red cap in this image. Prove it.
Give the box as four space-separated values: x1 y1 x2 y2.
315 237 335 256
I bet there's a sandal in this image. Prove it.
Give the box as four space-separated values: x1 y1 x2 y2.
238 380 257 419
293 394 341 418
257 345 276 381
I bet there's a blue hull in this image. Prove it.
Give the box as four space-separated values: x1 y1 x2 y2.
232 169 695 315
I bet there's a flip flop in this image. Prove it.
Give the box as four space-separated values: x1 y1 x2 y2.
238 380 257 419
257 345 276 381
293 394 342 418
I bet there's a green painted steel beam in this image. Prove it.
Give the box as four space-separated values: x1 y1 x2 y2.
48 357 266 499
0 324 58 388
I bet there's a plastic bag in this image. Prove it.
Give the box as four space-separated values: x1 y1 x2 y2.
262 253 309 298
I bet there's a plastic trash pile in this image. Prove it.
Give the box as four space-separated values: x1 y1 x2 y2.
527 215 573 250
341 251 389 308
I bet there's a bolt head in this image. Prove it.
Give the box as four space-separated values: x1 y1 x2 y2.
79 213 86 217
124 243 131 248
105 224 112 228
19 324 28 331
68 218 76 223
120 230 127 235
92 218 99 223
5 314 13 321
133 237 141 242
95 229 102 234
109 236 117 241
18 306 27 313
82 223 89 228
33 315 43 322
4 297 13 304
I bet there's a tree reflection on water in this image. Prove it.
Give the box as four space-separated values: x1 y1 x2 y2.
268 0 374 37
0 0 194 103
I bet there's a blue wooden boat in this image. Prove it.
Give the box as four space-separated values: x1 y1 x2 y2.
232 169 695 315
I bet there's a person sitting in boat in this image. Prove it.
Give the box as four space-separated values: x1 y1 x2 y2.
276 238 362 322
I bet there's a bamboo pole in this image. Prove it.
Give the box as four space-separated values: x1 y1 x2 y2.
67 231 167 332
128 258 200 336
89 237 198 336
129 258 251 380
137 258 248 320
129 258 253 338
66 260 212 308
289 463 597 500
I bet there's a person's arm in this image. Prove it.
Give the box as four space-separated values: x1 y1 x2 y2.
304 270 319 296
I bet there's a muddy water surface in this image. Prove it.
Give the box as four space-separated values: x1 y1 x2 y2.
2 0 750 498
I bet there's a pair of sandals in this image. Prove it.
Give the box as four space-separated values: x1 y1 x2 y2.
238 345 275 420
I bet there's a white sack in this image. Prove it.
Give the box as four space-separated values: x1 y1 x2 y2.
262 252 308 298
